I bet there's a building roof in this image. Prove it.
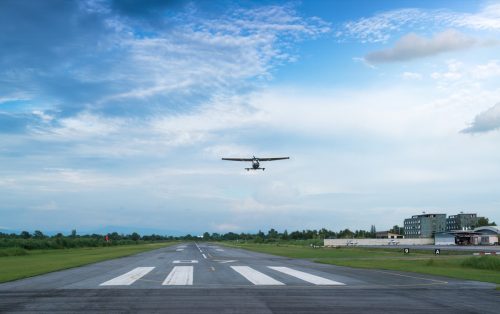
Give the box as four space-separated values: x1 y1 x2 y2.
473 226 499 234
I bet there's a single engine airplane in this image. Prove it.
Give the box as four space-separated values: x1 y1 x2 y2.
221 156 289 171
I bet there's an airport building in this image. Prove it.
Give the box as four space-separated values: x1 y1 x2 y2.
435 226 499 246
446 213 480 231
404 213 446 238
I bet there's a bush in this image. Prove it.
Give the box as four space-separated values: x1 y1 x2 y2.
0 247 28 257
461 256 500 271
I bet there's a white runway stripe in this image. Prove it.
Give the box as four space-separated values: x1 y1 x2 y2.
231 266 284 285
162 266 193 285
268 267 345 285
100 267 154 286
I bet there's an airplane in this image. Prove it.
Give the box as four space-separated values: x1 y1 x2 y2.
221 156 289 171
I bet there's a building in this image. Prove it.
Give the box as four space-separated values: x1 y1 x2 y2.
404 213 446 238
434 226 499 246
446 213 479 231
375 231 404 239
475 226 499 245
435 232 456 245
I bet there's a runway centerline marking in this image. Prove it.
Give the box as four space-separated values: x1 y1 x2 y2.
202 253 207 259
194 242 203 253
163 266 193 285
268 267 345 285
176 249 184 252
100 267 154 286
173 260 198 264
231 266 284 285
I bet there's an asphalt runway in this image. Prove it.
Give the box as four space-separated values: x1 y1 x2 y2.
0 242 498 313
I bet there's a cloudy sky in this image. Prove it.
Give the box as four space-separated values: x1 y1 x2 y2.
1 0 500 235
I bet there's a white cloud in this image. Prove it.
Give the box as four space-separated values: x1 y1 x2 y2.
212 223 242 233
94 5 329 105
32 110 54 122
2 80 500 232
30 201 59 211
454 4 500 30
51 113 125 138
473 60 500 79
365 30 475 64
402 72 422 80
431 59 463 81
340 4 500 43
462 102 500 134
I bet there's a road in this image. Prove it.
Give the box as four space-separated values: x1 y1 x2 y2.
0 242 498 313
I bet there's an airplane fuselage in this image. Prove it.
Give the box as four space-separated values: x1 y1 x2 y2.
252 159 260 169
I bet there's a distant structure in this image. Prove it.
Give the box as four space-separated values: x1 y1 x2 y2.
404 213 446 238
446 213 480 231
375 231 404 239
435 226 499 246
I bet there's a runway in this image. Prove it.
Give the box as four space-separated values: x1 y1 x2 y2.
0 242 498 313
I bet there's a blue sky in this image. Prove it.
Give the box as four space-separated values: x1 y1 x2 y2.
1 0 500 235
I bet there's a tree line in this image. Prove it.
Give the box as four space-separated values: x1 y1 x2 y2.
0 225 395 250
1 218 495 252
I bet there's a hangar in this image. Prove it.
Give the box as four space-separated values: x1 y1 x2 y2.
434 226 499 246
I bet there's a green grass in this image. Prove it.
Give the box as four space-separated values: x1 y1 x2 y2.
0 242 176 283
222 242 500 284
0 247 28 257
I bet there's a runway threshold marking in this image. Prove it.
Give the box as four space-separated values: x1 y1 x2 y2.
163 266 193 285
100 267 154 286
268 267 345 285
231 266 284 285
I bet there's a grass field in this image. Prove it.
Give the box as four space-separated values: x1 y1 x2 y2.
0 242 176 283
223 242 500 284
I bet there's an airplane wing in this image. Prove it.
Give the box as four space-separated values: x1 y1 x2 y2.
221 158 254 161
256 157 290 161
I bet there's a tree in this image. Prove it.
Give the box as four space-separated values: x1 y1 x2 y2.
338 229 354 238
281 230 289 240
20 231 31 239
267 228 278 239
202 232 210 241
33 230 45 239
477 217 497 227
130 232 141 242
70 229 77 238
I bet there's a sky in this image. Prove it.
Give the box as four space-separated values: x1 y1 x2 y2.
1 0 500 235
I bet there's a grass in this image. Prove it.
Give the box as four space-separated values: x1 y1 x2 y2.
0 242 176 283
222 242 500 284
0 247 28 257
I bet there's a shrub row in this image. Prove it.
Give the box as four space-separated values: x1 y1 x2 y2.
0 238 145 250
